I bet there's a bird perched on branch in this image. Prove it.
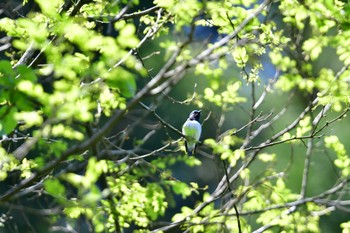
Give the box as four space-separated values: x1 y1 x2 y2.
182 110 202 155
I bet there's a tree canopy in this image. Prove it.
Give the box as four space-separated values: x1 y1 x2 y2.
1 0 350 232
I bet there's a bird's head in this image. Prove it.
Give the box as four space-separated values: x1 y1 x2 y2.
189 110 201 121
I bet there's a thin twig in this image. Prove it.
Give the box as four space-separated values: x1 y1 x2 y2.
221 160 242 233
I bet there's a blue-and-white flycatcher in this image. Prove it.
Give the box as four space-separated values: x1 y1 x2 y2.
182 110 202 155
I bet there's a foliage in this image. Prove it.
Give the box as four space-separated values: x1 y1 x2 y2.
1 0 350 232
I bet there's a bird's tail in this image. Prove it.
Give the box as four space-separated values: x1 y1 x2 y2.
185 141 196 155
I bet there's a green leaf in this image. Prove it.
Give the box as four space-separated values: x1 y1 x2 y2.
15 111 43 129
338 43 350 65
172 206 193 222
105 68 136 98
34 0 62 17
0 60 15 89
341 221 350 233
154 0 176 8
85 158 107 187
303 38 324 61
171 181 192 198
16 18 48 44
64 206 84 219
0 106 18 134
52 124 84 140
232 47 248 68
183 156 202 167
0 148 18 181
0 18 17 36
44 178 66 197
258 153 276 162
325 135 350 177
296 116 312 137
115 22 139 48
62 173 84 188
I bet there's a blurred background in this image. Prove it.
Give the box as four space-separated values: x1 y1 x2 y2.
1 0 349 232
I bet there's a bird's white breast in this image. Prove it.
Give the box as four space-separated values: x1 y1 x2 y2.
182 120 201 141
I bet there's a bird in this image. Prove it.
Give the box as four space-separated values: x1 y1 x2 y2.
182 110 202 155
